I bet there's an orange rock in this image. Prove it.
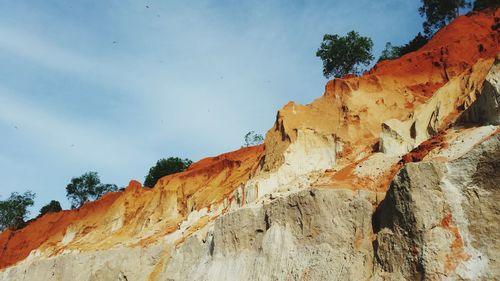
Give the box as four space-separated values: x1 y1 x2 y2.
0 145 264 269
0 9 499 272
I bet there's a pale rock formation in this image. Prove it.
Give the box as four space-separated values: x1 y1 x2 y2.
161 189 377 281
374 133 499 280
380 58 497 155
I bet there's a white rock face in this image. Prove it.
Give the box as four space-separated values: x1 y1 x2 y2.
457 62 500 125
373 134 500 280
235 128 338 207
0 242 166 281
160 189 378 281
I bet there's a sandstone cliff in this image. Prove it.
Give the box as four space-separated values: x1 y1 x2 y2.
0 9 499 281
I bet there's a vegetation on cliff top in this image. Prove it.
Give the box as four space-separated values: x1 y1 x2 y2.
144 157 193 188
316 31 374 78
0 191 35 231
66 172 118 209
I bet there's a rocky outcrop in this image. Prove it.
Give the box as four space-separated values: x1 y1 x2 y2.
160 189 378 281
380 58 497 155
374 133 500 280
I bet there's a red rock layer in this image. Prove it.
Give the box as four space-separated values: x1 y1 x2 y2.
0 145 264 269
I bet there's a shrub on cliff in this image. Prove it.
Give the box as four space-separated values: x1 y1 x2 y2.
144 157 193 188
316 31 374 78
66 172 117 209
243 131 264 147
378 42 401 62
0 191 35 231
38 200 62 217
473 0 500 10
398 32 429 55
419 0 471 35
378 33 429 62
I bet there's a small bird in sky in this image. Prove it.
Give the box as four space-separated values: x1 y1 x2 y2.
146 5 150 8
14 126 18 129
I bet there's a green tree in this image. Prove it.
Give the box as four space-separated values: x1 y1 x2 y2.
316 31 374 78
243 131 264 147
473 0 500 10
0 191 35 231
66 172 117 209
38 200 62 217
379 33 430 62
378 42 401 62
144 157 193 188
397 32 429 56
419 0 471 36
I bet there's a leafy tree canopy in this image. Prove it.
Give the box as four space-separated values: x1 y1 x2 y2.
378 42 401 62
144 157 193 188
316 31 374 78
473 0 500 11
378 33 429 62
0 191 35 231
398 33 429 55
38 200 62 217
244 131 264 147
419 0 471 35
66 172 117 209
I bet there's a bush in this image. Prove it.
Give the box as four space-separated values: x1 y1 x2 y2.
38 200 62 217
66 172 117 209
316 31 374 78
378 42 401 62
378 33 429 62
144 157 193 188
0 191 35 231
419 0 470 36
473 0 500 11
397 33 429 56
243 131 264 147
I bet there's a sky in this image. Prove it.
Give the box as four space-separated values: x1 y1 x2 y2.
0 0 423 216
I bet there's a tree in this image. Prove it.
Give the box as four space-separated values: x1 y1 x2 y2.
379 33 430 62
0 191 35 231
243 131 264 147
473 0 500 11
144 157 193 188
378 42 401 62
316 31 374 78
38 200 62 217
66 172 117 209
419 0 471 36
397 32 429 56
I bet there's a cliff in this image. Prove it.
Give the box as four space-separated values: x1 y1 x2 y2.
0 9 499 281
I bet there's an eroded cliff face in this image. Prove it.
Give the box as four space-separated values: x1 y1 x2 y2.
0 9 499 281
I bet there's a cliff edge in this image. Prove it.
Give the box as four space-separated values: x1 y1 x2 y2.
0 9 499 281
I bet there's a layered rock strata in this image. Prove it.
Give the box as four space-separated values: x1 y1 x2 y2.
0 9 499 281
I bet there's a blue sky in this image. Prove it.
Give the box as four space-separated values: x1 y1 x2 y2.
0 0 422 216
